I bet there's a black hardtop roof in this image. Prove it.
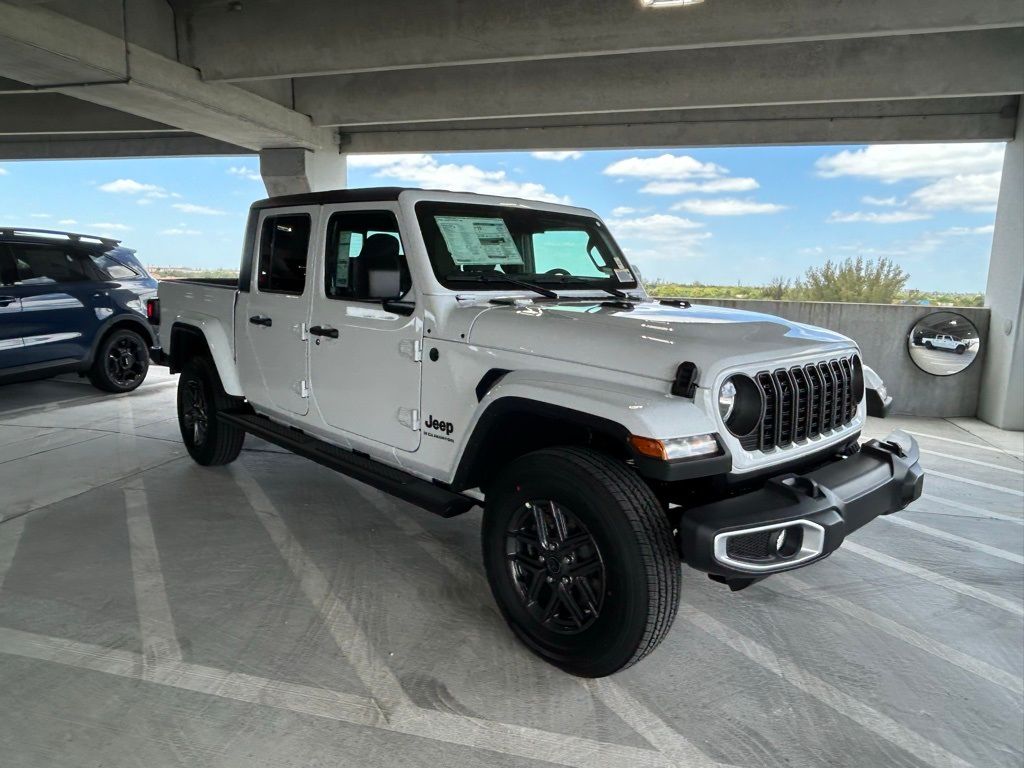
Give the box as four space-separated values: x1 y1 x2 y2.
249 186 577 211
250 187 415 210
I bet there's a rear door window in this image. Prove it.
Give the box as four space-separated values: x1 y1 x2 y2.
8 243 97 285
256 214 312 295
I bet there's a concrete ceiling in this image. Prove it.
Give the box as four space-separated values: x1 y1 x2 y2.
0 0 1022 159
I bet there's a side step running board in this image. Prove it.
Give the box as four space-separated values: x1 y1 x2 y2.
219 411 476 518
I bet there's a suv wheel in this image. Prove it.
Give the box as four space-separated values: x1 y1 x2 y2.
88 328 150 392
177 357 245 466
482 447 680 677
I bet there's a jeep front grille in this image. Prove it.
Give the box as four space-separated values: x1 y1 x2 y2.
739 355 860 452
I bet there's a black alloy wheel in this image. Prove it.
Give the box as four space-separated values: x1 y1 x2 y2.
483 446 680 677
506 500 606 634
176 357 245 466
181 377 209 448
88 328 150 392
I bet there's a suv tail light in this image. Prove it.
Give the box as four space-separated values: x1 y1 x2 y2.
146 298 160 325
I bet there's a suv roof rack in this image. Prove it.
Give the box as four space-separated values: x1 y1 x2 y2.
0 227 121 248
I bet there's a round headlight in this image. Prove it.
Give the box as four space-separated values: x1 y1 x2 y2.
718 379 737 421
720 375 763 437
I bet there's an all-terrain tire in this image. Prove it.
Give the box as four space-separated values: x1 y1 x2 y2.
482 446 681 677
177 356 245 466
88 328 150 392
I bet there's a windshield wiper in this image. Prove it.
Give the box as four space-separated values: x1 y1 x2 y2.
546 275 629 299
446 272 559 299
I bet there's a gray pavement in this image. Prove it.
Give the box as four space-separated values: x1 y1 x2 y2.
0 369 1021 768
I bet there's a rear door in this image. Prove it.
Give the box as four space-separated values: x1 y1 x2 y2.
2 241 105 368
235 208 314 417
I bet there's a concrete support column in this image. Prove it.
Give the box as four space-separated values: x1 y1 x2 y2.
979 107 1024 430
259 148 347 196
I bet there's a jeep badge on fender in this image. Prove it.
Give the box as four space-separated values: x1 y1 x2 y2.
425 415 454 435
158 186 923 678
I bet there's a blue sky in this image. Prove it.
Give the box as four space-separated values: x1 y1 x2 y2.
0 143 1004 292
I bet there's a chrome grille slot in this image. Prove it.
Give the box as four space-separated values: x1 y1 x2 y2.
739 354 860 452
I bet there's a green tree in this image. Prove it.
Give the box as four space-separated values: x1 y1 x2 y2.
797 256 909 304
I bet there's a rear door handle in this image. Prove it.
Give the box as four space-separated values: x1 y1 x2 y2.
309 325 339 339
249 315 272 327
0 296 18 308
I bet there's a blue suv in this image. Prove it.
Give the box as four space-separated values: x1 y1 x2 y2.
0 228 158 392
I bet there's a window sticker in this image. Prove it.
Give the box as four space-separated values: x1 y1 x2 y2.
614 268 634 283
436 216 524 266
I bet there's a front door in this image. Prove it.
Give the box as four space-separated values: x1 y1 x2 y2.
308 206 422 452
235 208 314 417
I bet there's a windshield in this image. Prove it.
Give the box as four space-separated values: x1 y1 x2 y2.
415 202 638 292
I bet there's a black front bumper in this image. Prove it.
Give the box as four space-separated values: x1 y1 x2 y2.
678 430 923 582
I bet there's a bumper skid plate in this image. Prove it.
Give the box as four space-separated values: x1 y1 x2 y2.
678 430 924 581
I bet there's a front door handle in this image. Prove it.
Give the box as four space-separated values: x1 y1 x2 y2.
309 325 339 339
249 315 273 327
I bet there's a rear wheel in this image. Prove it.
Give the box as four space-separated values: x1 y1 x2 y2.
956 345 966 354
482 447 680 677
88 328 149 392
177 357 245 466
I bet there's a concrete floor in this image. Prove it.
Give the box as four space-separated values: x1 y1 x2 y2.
0 368 1021 768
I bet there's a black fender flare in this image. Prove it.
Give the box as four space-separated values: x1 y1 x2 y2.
451 396 631 492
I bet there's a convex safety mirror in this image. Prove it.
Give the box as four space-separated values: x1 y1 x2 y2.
908 311 980 376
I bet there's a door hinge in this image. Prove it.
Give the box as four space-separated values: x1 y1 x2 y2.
397 407 420 431
298 380 309 398
299 323 309 341
398 339 422 362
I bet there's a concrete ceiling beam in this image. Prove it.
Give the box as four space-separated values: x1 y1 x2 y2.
297 29 1024 128
173 0 1024 81
0 1 334 151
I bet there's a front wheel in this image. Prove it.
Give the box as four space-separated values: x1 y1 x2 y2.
482 447 680 677
177 357 245 466
956 345 966 354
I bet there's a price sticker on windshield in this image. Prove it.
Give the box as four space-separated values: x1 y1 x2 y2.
436 216 524 266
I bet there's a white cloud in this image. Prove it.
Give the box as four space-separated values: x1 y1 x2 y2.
827 210 932 224
160 228 201 236
607 213 705 242
611 206 640 217
861 195 905 207
602 154 724 182
531 151 583 162
58 219 77 226
172 203 227 216
910 172 1001 212
640 177 759 195
90 222 131 231
29 213 51 219
98 178 170 198
603 153 725 180
671 198 787 216
799 246 825 255
815 143 1005 182
938 224 995 236
0 167 8 176
227 165 262 182
350 153 569 203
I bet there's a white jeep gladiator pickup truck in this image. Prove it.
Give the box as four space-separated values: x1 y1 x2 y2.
154 187 924 677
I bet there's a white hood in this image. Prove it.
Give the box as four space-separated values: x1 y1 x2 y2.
461 299 855 384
